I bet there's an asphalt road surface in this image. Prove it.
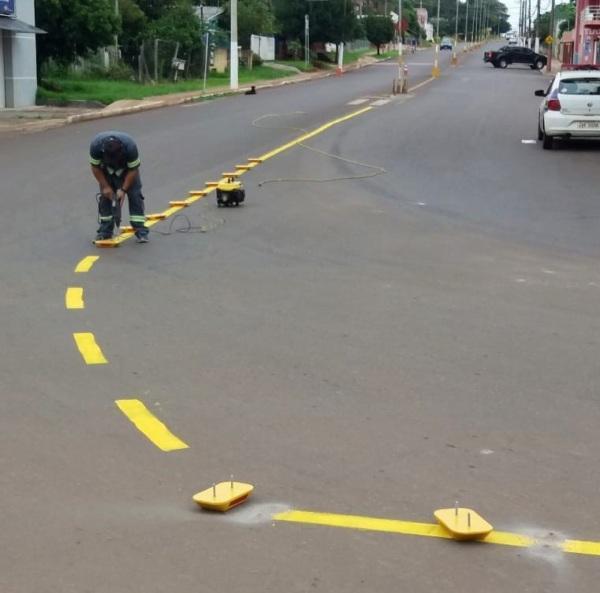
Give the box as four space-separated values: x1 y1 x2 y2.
2 46 600 592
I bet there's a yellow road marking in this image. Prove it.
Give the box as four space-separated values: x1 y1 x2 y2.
563 540 600 556
115 399 189 452
65 287 84 309
274 510 543 551
257 107 373 163
74 256 99 273
73 332 108 365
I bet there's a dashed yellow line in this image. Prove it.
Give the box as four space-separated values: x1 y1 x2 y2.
73 332 108 365
74 255 99 273
65 287 84 309
115 399 189 452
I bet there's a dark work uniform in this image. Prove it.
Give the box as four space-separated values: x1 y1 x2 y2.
89 131 148 239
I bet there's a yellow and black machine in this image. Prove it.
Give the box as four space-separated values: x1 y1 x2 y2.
216 174 245 208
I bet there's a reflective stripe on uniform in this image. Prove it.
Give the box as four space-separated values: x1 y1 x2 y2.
99 216 113 221
130 215 146 223
127 158 141 169
90 157 101 166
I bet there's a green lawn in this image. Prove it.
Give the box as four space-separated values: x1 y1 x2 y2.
273 60 317 73
37 66 297 106
342 47 373 64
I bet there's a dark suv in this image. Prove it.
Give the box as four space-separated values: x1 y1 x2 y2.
484 46 547 70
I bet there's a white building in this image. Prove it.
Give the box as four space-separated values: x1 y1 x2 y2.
0 0 44 108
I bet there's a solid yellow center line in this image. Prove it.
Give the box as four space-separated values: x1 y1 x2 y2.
73 332 108 365
65 287 84 309
115 399 189 452
74 256 99 273
257 107 373 163
274 510 535 549
563 539 600 556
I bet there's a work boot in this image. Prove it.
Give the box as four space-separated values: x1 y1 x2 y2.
135 233 149 243
95 233 112 241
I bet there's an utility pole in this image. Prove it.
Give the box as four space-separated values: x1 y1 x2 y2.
230 0 238 90
436 0 441 39
548 0 555 71
528 0 532 45
398 0 403 60
452 0 459 63
114 0 119 58
305 14 310 67
535 0 541 51
465 0 469 46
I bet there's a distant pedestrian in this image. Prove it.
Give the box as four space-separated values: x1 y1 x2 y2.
89 131 149 243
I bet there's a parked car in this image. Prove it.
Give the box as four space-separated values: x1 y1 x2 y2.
508 37 518 45
483 46 546 69
440 37 453 50
535 66 600 149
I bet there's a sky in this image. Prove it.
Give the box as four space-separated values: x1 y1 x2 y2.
503 0 569 33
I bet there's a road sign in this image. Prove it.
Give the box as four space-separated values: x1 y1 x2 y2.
545 35 554 45
0 0 15 17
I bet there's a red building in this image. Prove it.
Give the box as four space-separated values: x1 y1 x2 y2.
574 0 600 64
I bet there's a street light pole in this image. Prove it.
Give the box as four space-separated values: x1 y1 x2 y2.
230 0 238 90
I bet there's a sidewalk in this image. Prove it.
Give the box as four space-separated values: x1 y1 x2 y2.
0 56 378 135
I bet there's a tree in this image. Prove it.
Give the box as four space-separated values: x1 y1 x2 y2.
220 0 276 48
35 0 120 66
120 0 148 64
149 0 202 48
364 15 394 54
273 0 363 45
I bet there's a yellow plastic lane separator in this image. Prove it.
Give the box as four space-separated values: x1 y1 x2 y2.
273 510 600 558
65 287 85 310
74 255 100 273
73 332 108 365
115 399 189 452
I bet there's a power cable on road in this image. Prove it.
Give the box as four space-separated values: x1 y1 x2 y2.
251 113 387 187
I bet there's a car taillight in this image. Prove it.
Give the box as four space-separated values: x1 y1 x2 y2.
547 98 561 111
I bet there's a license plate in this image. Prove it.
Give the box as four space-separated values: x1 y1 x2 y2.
576 121 600 129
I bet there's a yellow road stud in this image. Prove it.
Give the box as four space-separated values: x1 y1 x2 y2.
120 225 134 233
434 505 493 540
169 200 191 207
235 164 252 171
205 181 219 187
193 477 254 512
188 190 208 196
248 158 263 164
146 213 167 221
221 171 241 178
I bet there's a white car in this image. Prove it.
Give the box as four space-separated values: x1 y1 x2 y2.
536 66 600 149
